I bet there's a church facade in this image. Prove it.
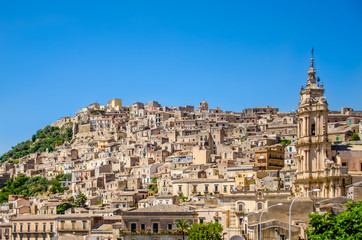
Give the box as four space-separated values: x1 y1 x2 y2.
294 57 351 198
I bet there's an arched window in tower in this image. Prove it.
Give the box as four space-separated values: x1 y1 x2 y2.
311 124 316 136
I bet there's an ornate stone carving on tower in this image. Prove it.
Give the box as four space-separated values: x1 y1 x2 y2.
294 57 351 198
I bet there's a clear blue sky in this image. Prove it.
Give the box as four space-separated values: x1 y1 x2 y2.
0 1 361 155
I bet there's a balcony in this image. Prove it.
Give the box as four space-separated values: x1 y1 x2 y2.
235 211 245 217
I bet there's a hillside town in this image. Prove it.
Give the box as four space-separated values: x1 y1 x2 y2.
0 58 361 240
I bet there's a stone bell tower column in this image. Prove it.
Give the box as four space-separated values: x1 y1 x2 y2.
294 56 350 198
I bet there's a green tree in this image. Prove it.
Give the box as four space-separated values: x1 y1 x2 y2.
0 175 50 203
49 178 68 194
280 139 292 145
56 203 72 214
179 194 188 202
67 196 75 203
148 177 158 193
176 218 191 240
351 133 360 141
306 201 362 240
75 193 87 207
188 221 223 240
0 126 73 163
151 177 157 184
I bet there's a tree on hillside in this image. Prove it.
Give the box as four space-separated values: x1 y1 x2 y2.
56 203 73 214
188 221 223 240
176 218 191 240
75 193 87 207
0 125 73 163
306 201 362 239
148 177 158 193
0 175 50 203
280 139 292 145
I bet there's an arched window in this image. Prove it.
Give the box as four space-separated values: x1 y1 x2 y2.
311 124 316 136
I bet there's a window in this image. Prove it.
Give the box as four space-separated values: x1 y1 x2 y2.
178 185 182 191
168 223 172 230
131 223 136 233
27 224 30 232
153 223 159 233
215 185 218 192
257 202 263 210
35 223 38 232
141 224 145 230
200 218 204 224
20 224 22 232
72 221 75 230
43 223 46 232
14 224 16 232
238 204 243 212
61 221 64 230
83 221 86 230
311 124 315 136
342 162 347 167
224 186 227 193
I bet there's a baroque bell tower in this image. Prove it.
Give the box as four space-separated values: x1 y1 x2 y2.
294 56 351 198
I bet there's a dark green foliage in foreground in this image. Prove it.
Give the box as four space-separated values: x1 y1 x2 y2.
0 174 71 203
0 125 73 162
306 201 362 240
188 221 223 240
